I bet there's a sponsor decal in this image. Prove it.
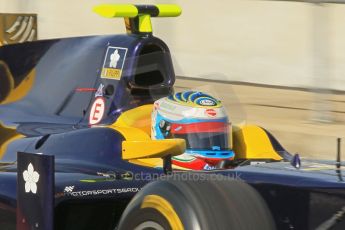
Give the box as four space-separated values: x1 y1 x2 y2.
203 164 216 170
101 46 127 80
205 109 217 117
64 187 140 197
198 98 216 106
95 83 104 97
89 97 105 125
23 163 40 194
64 186 75 193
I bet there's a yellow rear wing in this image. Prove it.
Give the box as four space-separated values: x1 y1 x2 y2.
93 4 182 35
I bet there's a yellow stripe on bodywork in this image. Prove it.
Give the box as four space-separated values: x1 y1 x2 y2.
0 60 14 104
0 59 36 105
1 69 36 105
233 124 282 160
0 122 23 159
141 195 184 230
122 139 185 160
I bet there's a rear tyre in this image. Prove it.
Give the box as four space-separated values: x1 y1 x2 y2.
118 174 275 230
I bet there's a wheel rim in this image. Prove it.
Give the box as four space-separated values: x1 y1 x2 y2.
134 221 165 230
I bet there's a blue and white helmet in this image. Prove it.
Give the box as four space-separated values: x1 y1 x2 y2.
151 91 235 165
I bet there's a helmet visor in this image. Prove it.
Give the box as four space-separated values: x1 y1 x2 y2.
170 122 230 150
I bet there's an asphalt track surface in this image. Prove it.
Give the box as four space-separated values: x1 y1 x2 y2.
175 77 345 160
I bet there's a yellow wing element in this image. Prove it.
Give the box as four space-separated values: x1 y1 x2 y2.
122 139 185 160
155 4 182 17
108 105 187 168
0 122 24 160
93 4 182 34
114 104 153 136
232 124 283 161
93 4 138 18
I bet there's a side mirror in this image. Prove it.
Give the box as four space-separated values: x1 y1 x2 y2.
0 61 13 104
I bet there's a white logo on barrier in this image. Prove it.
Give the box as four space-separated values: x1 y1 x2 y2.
23 163 40 194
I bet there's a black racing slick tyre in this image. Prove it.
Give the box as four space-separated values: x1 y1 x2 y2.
117 174 275 230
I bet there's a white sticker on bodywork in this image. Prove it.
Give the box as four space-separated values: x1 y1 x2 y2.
89 97 105 125
95 83 104 97
101 46 127 80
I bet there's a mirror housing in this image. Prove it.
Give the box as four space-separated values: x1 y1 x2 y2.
122 138 185 160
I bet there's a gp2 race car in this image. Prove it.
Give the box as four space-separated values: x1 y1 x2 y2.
0 4 345 230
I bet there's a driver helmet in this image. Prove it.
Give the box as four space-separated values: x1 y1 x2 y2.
151 91 235 170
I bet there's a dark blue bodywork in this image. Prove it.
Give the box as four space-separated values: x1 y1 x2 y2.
0 33 344 230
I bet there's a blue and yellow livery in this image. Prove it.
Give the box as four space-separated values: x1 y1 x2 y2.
0 4 344 230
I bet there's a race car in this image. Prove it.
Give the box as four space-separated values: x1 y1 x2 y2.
0 4 344 230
